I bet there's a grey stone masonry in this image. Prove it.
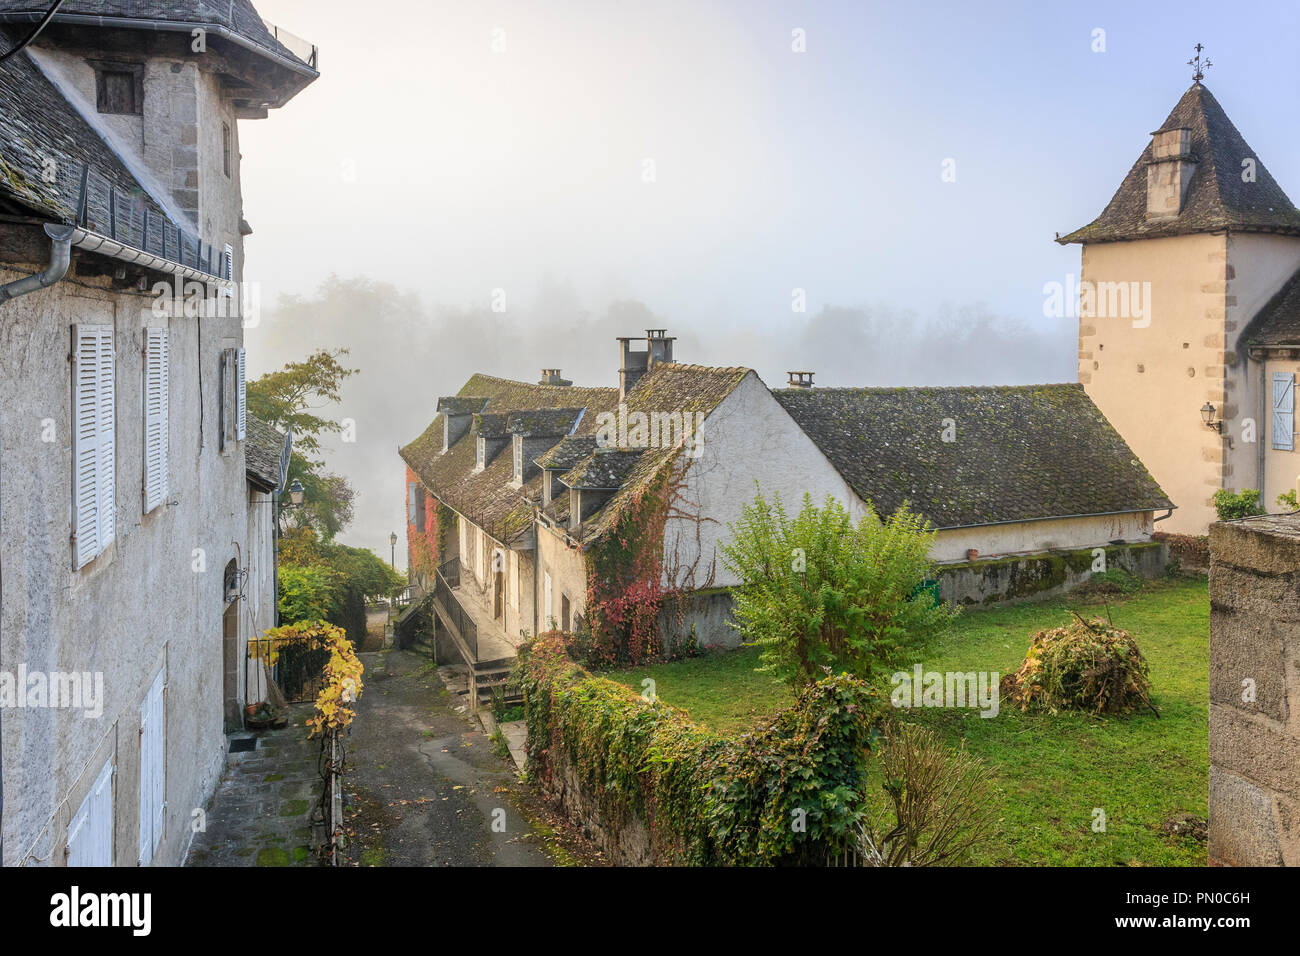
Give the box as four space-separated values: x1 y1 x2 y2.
1208 515 1300 865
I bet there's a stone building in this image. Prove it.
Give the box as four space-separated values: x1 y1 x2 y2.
0 1 315 866
1059 80 1300 534
398 331 1170 693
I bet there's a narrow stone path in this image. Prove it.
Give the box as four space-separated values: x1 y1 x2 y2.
338 647 584 867
185 703 325 867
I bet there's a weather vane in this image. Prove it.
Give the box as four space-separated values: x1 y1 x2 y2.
1188 43 1212 85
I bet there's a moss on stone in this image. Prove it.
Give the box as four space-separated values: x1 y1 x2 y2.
256 847 290 867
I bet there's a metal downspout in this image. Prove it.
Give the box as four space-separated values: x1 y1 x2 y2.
0 223 73 304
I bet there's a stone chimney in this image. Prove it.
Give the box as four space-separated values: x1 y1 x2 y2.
539 368 572 386
1146 127 1196 219
787 371 814 389
618 329 676 400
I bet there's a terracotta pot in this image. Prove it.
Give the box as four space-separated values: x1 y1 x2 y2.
966 548 979 561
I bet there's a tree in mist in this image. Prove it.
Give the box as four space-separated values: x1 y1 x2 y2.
247 348 359 539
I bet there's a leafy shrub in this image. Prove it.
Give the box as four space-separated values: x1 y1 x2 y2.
854 723 996 866
1213 488 1265 521
278 564 338 624
1278 489 1298 511
722 491 957 688
519 632 885 865
1002 616 1155 716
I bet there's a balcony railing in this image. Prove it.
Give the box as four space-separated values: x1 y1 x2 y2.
434 556 478 661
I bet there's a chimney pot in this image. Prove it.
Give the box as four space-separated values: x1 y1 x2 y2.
787 371 814 389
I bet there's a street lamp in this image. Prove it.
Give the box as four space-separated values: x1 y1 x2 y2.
287 479 305 505
390 531 398 568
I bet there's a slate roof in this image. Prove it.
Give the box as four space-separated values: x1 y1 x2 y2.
245 414 287 492
1058 84 1300 244
0 30 173 225
509 407 583 437
1239 265 1300 350
472 413 511 440
0 0 315 71
400 364 750 544
402 375 621 543
536 435 598 470
437 396 489 416
773 383 1172 529
562 450 643 490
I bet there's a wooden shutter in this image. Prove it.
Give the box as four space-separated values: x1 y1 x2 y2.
97 328 116 551
1273 372 1295 452
143 328 169 512
72 325 114 569
138 669 166 865
236 347 247 441
68 758 114 867
407 481 418 524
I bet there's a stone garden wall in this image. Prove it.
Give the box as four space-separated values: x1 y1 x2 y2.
1208 515 1300 866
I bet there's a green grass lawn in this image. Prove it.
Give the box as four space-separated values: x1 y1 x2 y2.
601 576 1209 866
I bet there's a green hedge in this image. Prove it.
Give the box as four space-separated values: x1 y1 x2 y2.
519 633 884 865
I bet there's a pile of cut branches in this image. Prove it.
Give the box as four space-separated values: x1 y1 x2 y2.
1001 614 1155 716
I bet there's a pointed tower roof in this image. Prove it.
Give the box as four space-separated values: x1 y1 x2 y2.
1058 84 1300 244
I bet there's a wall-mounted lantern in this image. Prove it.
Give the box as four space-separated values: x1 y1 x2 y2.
1200 402 1222 433
287 479 305 505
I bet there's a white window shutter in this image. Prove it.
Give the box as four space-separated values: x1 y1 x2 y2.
68 758 114 867
138 669 166 865
1273 372 1294 452
72 326 101 568
143 328 169 512
236 347 247 441
96 327 116 552
71 325 114 568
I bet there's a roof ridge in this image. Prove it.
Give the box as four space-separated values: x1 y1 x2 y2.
775 382 1081 394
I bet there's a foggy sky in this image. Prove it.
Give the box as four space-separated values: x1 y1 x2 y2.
240 0 1300 564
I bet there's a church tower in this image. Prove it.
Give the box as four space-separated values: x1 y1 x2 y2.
1059 62 1300 533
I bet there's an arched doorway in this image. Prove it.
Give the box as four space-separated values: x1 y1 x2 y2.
222 558 241 731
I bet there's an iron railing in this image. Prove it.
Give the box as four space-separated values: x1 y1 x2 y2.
434 556 478 661
247 630 331 703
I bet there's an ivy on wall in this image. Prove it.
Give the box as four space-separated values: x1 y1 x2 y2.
519 632 883 865
576 455 716 667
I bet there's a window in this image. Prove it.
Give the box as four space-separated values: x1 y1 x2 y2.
222 122 232 177
72 324 115 569
407 481 419 525
561 593 571 632
94 61 143 115
220 347 246 451
1273 372 1295 451
143 328 169 512
67 758 114 867
138 669 166 865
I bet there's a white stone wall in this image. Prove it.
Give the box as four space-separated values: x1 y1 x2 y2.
0 256 247 867
667 372 867 590
931 511 1155 563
